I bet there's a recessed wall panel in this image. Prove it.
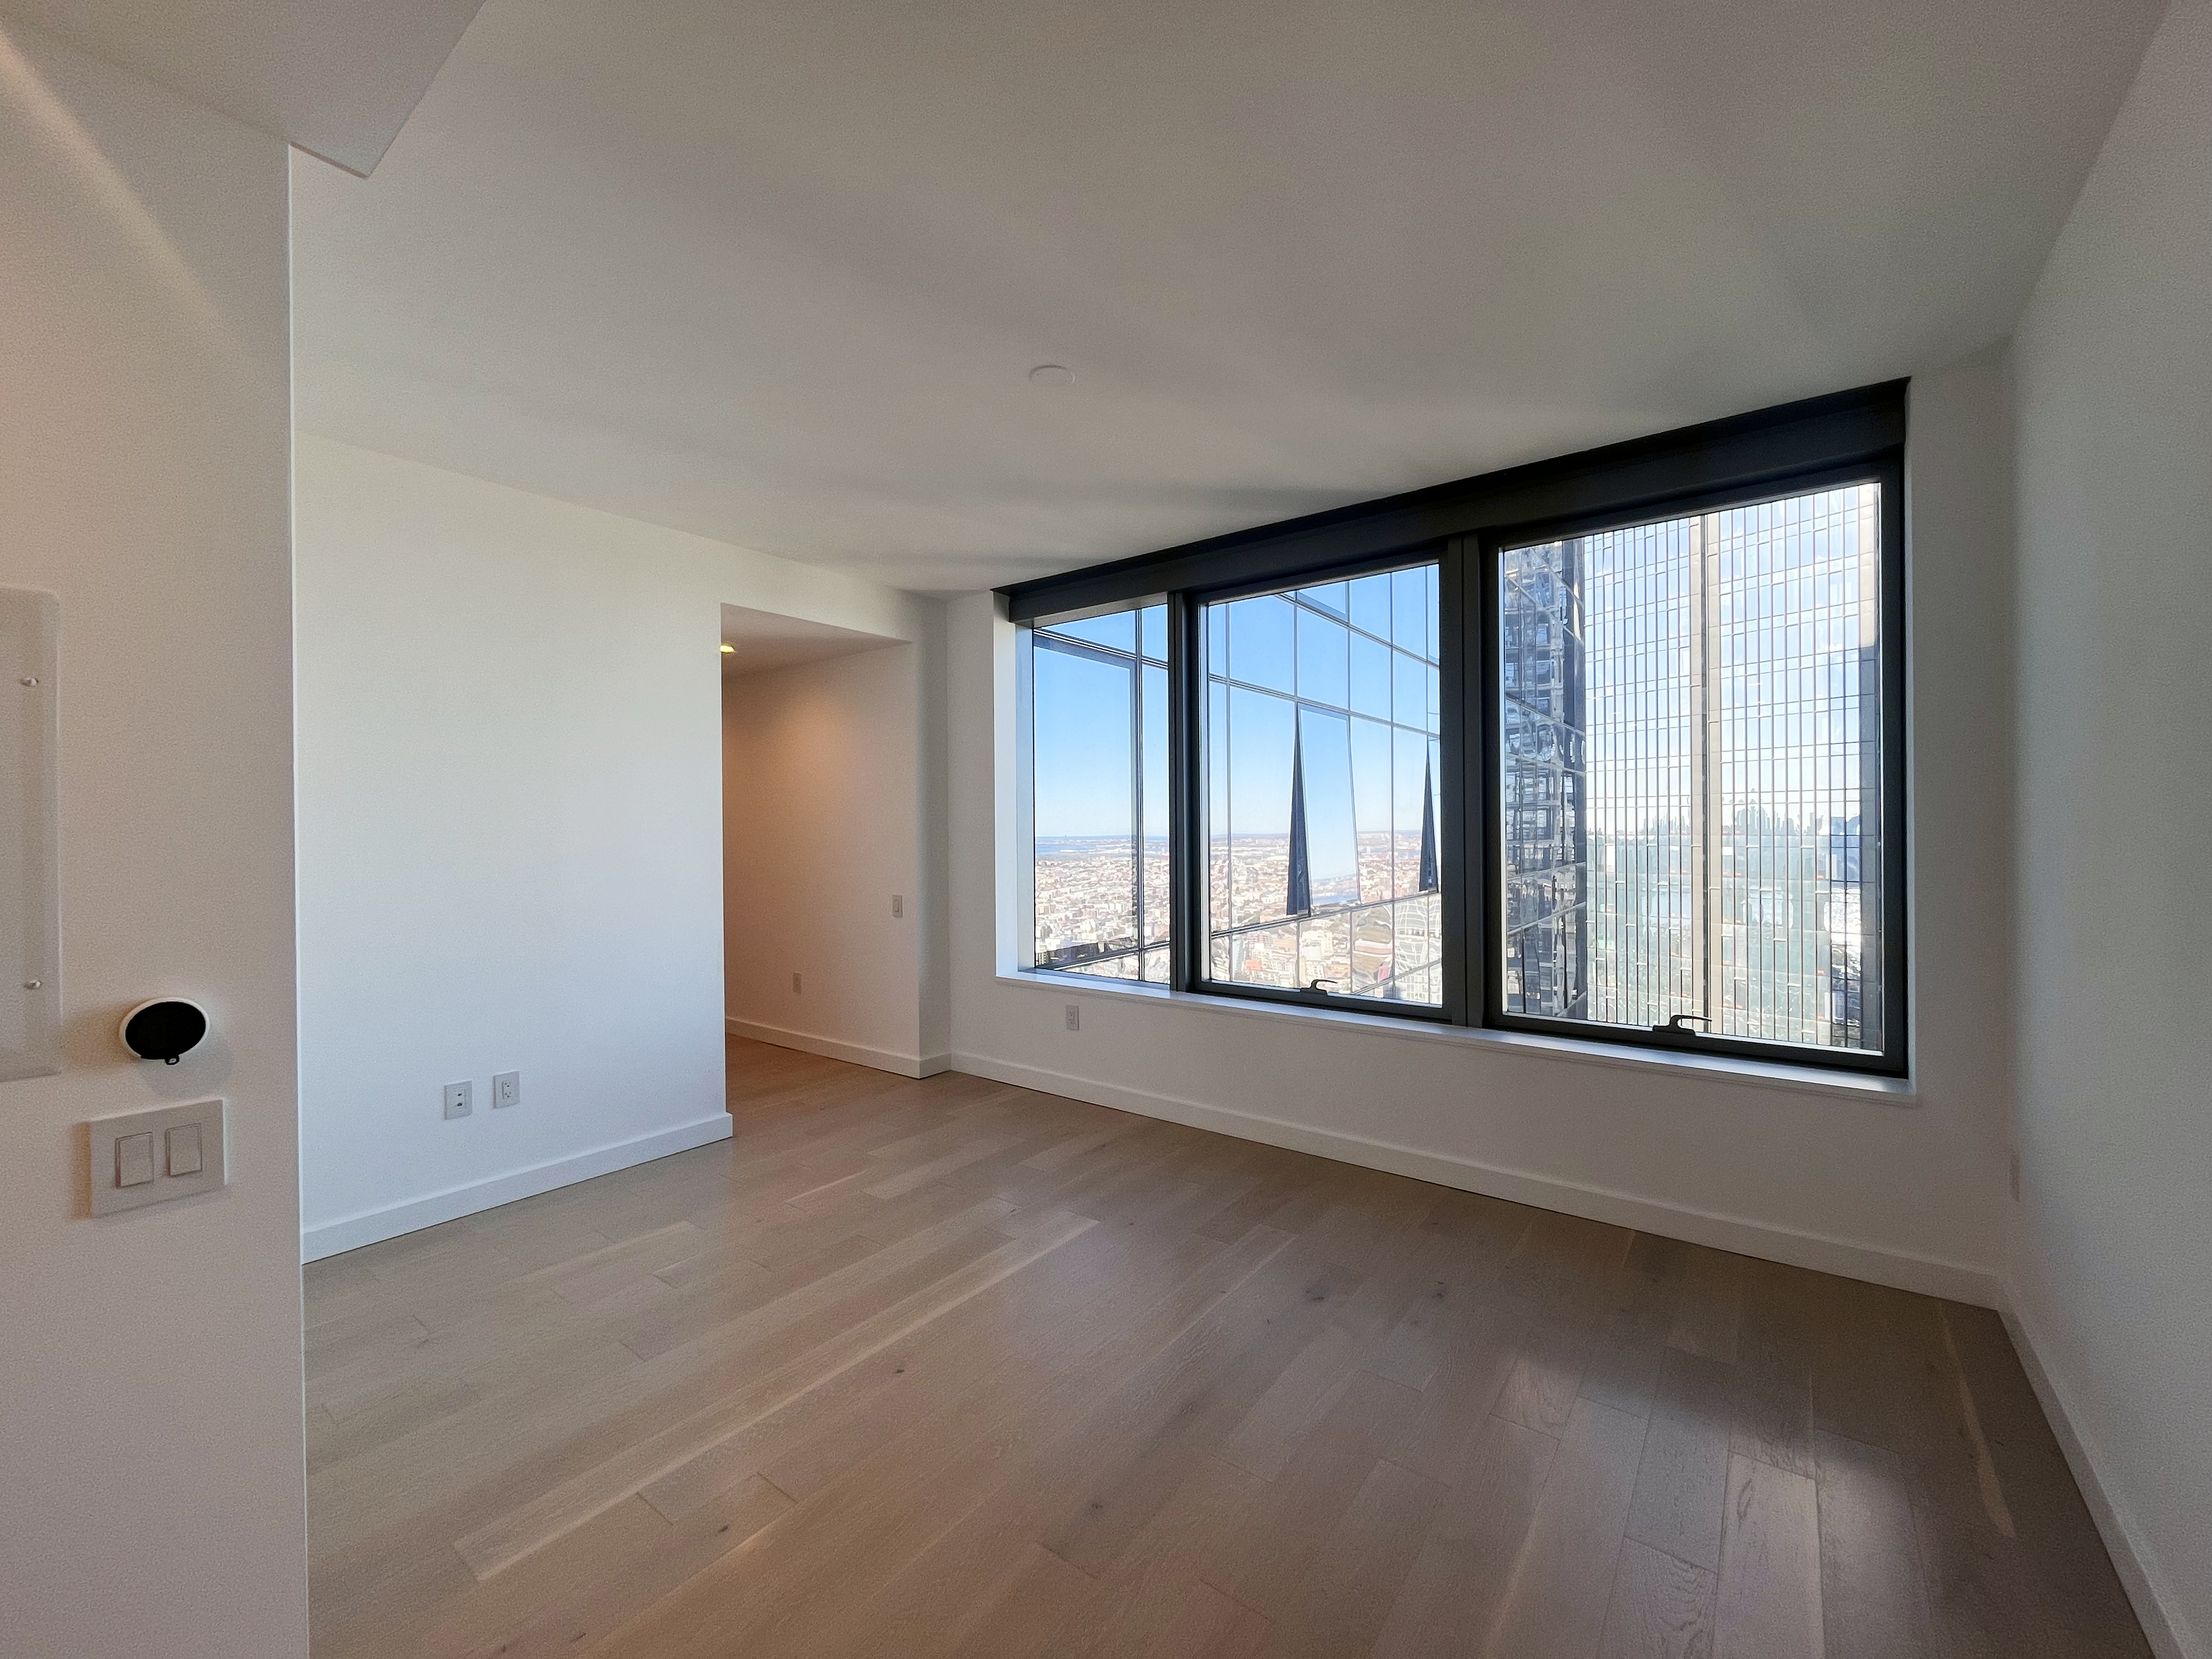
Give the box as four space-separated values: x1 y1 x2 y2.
1 589 60 1081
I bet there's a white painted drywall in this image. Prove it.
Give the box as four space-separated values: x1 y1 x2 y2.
0 0 487 173
723 642 937 1071
294 431 935 1257
947 354 2019 1304
0 22 306 1656
2011 1 2212 1649
289 0 2168 592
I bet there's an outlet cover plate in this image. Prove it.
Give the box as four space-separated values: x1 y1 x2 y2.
492 1071 520 1109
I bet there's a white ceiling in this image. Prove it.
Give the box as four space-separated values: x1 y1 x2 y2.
2 0 486 173
293 0 2165 594
720 604 902 676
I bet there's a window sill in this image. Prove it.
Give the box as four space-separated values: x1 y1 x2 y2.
995 969 1917 1106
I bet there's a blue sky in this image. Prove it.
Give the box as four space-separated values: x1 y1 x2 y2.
1034 575 1438 844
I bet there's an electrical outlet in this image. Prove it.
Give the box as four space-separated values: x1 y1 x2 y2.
443 1080 472 1120
1064 1003 1080 1032
2009 1149 2021 1201
493 1071 521 1110
891 894 904 918
792 972 802 994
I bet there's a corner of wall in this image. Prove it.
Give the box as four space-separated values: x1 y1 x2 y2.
918 597 953 1060
2001 1 2212 1650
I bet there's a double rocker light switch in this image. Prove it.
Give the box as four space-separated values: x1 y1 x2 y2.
167 1123 202 1176
114 1125 200 1187
87 1100 226 1216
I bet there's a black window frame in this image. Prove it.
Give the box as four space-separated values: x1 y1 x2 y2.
1472 457 1908 1076
1019 604 1173 982
1006 380 1909 1077
1175 547 1465 1024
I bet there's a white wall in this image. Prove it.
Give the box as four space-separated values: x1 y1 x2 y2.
947 356 2019 1305
0 22 306 1656
723 642 941 1073
295 432 934 1257
2010 1 2212 1651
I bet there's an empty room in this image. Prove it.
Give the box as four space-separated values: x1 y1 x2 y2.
3 2 2206 1657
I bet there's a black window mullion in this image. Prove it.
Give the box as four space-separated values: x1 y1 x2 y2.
1477 531 1506 1030
1131 636 1147 976
1169 592 1203 995
1877 460 1909 1073
1439 539 1472 1025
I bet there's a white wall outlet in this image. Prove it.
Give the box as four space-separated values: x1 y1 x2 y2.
492 1071 521 1110
443 1080 472 1120
891 894 904 918
791 971 802 994
1064 1003 1080 1032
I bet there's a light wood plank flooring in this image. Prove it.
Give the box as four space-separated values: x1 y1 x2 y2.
306 1037 2149 1658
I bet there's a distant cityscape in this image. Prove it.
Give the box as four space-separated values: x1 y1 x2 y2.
1034 836 1168 981
1036 832 1441 1001
1037 808 1864 1035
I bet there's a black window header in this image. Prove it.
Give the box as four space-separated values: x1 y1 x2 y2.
1000 380 1905 623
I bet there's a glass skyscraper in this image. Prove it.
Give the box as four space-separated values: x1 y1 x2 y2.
1500 483 1884 1051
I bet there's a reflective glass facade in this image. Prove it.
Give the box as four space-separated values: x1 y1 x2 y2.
1500 483 1884 1051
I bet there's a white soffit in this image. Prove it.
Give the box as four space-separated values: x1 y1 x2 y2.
295 0 2166 591
0 0 487 173
720 605 902 677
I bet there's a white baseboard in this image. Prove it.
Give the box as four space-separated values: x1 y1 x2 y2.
1999 1282 2199 1659
946 1051 2002 1307
727 1016 950 1080
301 1113 735 1263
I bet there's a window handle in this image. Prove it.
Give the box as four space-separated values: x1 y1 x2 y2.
1654 1013 1710 1035
1303 978 1339 995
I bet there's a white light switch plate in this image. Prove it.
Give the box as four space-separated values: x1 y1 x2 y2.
86 1100 227 1216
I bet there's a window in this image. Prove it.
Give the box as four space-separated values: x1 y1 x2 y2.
1199 563 1444 1006
1008 381 1906 1075
1025 604 1169 981
1493 482 1890 1057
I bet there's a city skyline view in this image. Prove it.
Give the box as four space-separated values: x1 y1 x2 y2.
1030 606 1171 980
1030 487 1883 1048
1202 566 1443 1003
1502 481 1884 1050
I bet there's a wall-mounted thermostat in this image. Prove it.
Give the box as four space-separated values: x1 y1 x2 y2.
119 998 210 1064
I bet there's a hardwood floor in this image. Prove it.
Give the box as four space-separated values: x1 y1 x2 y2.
306 1038 2149 1659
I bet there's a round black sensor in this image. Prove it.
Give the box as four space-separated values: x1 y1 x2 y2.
119 999 209 1065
